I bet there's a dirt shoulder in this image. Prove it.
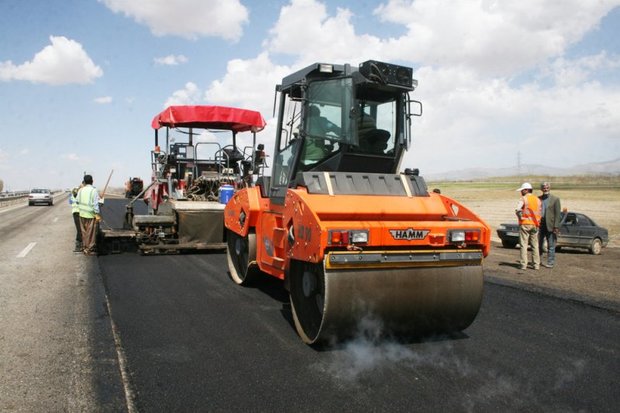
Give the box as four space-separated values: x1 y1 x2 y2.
483 241 620 313
431 183 620 313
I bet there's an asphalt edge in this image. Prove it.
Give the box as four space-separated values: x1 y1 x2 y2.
94 258 139 413
484 273 620 315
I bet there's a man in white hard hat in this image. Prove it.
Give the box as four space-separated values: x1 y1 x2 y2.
515 182 542 270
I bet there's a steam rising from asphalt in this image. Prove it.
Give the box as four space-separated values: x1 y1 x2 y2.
325 315 417 382
318 314 588 411
322 313 474 383
553 359 586 390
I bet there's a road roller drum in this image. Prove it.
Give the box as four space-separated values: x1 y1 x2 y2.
289 260 484 344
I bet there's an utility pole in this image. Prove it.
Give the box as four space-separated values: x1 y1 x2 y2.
517 151 522 176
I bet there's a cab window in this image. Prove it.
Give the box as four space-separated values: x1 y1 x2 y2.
353 98 397 155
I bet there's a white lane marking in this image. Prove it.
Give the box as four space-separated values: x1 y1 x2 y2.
103 289 138 412
53 217 59 223
17 242 37 258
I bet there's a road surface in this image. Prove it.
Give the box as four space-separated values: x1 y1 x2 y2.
1 197 618 412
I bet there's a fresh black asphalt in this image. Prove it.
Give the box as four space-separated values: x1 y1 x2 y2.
98 198 619 412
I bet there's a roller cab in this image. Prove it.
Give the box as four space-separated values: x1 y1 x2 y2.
225 60 491 344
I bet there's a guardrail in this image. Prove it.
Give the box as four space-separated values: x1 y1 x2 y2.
0 190 66 208
0 191 30 201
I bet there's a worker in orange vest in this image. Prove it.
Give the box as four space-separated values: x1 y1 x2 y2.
515 182 542 270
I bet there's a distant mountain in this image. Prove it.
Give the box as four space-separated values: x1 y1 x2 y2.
572 158 620 174
425 158 620 181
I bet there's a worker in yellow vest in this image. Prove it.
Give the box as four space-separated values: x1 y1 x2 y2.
515 182 542 270
69 182 84 252
75 174 101 255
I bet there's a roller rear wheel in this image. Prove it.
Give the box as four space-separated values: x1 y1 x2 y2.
289 261 326 344
226 229 258 285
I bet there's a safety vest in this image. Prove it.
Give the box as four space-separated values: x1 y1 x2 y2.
76 186 97 218
519 193 542 227
70 193 79 214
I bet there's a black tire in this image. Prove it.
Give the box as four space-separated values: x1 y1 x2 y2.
226 229 259 285
501 239 517 249
289 260 325 344
590 238 602 255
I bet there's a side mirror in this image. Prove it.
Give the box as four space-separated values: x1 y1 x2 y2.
407 99 423 117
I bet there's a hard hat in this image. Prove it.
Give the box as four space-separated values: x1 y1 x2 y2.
516 182 533 191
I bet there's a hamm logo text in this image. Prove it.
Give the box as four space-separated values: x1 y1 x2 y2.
389 228 430 241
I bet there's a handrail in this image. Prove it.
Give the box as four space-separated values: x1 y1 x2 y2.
0 191 30 201
0 190 66 207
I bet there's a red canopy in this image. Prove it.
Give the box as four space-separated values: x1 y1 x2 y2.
151 105 266 133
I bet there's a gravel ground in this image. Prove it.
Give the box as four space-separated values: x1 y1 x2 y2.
484 241 620 313
435 185 620 313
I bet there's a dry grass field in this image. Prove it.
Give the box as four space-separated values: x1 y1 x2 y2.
429 177 620 248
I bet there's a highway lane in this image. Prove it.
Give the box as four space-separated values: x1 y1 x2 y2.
0 198 126 412
0 192 67 238
2 197 617 412
98 200 619 412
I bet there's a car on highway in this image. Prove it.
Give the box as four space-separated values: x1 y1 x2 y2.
28 188 53 206
496 211 609 255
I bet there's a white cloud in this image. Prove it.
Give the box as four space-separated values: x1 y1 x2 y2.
63 153 80 161
373 0 619 76
154 54 189 66
0 36 103 85
94 96 113 104
406 63 620 173
163 82 202 107
539 51 620 87
265 0 383 66
101 0 249 41
263 0 618 77
204 52 291 116
159 55 284 157
168 0 620 173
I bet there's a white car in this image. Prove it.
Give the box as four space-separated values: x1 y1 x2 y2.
28 188 53 206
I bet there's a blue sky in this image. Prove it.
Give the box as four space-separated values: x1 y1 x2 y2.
1 0 619 191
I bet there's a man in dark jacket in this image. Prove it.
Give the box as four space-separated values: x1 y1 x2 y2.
538 182 562 268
